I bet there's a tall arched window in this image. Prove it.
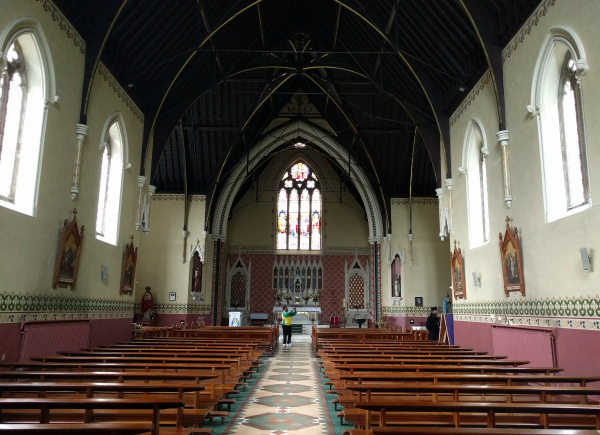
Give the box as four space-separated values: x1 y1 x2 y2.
96 117 125 245
461 120 490 249
277 162 321 250
0 23 52 216
532 27 590 222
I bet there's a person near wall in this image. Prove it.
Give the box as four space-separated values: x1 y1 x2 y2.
281 306 297 347
426 306 440 341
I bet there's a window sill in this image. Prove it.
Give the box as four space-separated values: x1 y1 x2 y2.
96 234 118 246
469 239 490 250
275 249 322 255
546 202 590 223
0 198 35 217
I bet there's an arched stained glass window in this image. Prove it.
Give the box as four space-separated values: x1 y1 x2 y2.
277 162 321 250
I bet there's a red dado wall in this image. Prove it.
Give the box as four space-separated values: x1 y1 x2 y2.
386 315 428 331
454 320 600 377
227 253 369 323
0 318 133 363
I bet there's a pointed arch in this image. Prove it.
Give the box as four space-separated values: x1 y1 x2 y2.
96 112 127 245
211 121 383 240
530 27 590 222
0 17 55 216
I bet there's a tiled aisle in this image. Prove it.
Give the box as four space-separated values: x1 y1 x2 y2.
227 334 336 435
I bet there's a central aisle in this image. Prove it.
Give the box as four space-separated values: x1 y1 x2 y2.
227 335 334 434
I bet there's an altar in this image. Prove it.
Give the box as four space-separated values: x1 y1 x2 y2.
273 306 321 324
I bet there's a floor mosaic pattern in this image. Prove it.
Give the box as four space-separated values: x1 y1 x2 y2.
225 335 336 435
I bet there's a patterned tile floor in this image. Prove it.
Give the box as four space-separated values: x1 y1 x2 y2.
225 334 337 435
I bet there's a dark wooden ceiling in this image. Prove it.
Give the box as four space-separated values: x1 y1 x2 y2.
53 0 541 228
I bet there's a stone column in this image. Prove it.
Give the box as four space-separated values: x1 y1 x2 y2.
496 130 512 207
70 124 89 200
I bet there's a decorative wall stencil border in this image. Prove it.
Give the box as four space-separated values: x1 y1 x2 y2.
226 245 371 255
391 198 438 205
324 246 370 256
382 305 431 316
0 293 134 313
150 303 211 315
453 296 600 319
454 314 600 331
0 293 134 324
449 70 491 127
36 0 86 54
0 311 133 324
502 0 557 64
97 63 144 123
228 245 273 255
153 194 206 202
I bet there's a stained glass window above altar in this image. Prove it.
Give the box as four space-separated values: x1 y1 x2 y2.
277 161 322 251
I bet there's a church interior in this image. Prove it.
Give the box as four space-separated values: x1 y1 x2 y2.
1 0 600 433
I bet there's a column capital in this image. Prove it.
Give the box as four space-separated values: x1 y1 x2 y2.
75 124 89 140
148 185 156 195
137 176 147 188
435 188 443 198
445 178 453 189
496 130 509 145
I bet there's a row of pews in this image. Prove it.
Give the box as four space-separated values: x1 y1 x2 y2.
314 329 600 435
0 328 271 435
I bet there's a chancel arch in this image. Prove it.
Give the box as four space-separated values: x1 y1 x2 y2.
211 120 384 242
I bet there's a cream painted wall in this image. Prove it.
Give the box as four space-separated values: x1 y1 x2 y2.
383 201 449 308
449 0 600 303
135 197 208 306
0 1 144 306
227 148 369 249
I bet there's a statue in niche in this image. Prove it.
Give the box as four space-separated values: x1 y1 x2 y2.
193 267 202 292
141 286 154 320
393 274 401 297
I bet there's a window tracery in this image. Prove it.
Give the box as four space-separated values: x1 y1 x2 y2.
0 27 51 216
277 162 321 251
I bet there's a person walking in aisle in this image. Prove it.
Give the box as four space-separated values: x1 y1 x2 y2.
281 306 296 347
426 306 440 341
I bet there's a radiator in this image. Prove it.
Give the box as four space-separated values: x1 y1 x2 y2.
491 325 556 368
20 321 90 362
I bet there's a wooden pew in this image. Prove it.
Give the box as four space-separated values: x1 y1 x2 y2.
0 382 209 428
343 384 600 405
172 327 278 351
0 423 153 434
0 398 184 435
352 400 600 429
348 428 600 435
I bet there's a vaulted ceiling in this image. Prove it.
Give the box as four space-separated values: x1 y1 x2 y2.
53 0 541 230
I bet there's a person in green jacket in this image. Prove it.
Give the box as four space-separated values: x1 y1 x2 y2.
281 306 296 347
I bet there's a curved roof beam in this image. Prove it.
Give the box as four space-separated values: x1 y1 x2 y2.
301 72 389 231
333 0 451 183
142 0 265 174
79 0 129 124
458 0 506 130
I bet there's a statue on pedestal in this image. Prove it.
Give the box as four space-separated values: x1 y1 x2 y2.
141 286 154 320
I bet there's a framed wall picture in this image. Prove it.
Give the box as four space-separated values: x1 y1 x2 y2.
120 236 138 295
450 240 466 300
415 297 423 306
53 209 84 289
499 217 525 296
169 292 176 301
